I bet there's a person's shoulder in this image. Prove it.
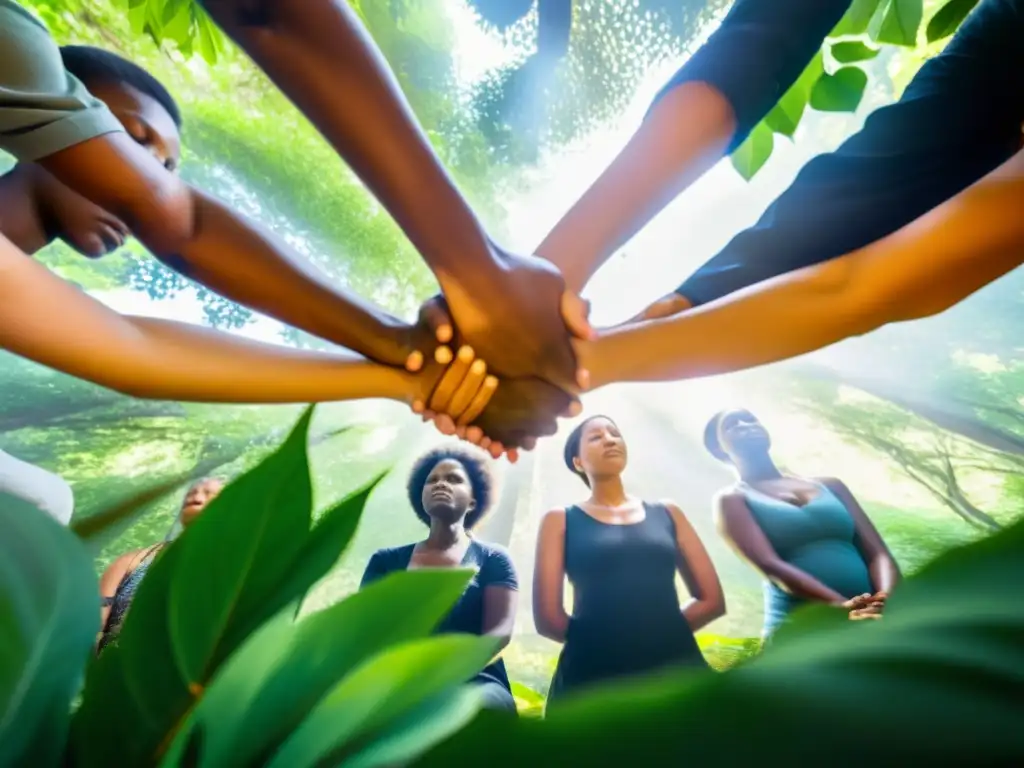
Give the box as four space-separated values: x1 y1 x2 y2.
537 507 568 534
472 539 513 562
369 543 415 567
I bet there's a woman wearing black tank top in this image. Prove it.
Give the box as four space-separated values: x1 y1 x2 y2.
534 415 725 705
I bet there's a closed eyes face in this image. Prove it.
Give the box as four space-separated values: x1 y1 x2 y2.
718 409 771 460
576 417 627 477
422 458 475 522
89 81 182 172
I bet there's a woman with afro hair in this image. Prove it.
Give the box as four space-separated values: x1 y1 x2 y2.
360 445 519 713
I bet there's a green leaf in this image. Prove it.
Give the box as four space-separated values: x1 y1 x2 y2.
344 687 484 768
872 0 923 46
0 502 98 767
195 8 222 65
157 606 298 768
926 0 980 42
280 472 388 618
415 518 1024 765
730 122 774 181
809 66 868 112
72 407 380 766
764 52 824 138
830 0 883 36
162 0 193 47
829 40 880 63
180 569 475 767
269 635 500 768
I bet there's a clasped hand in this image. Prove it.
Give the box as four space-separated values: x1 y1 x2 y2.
395 251 595 459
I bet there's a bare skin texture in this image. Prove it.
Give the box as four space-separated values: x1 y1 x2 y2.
708 409 899 623
0 45 505 428
196 0 593 393
432 149 1024 449
98 478 224 638
534 417 725 643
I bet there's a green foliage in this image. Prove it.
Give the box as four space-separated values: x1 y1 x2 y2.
0 498 98 767
731 0 937 178
418 516 1024 765
829 40 881 63
730 123 774 182
926 0 980 42
0 408 498 767
809 66 869 112
124 0 224 63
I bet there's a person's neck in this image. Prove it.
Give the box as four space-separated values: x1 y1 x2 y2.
425 521 467 550
588 476 630 508
737 454 783 484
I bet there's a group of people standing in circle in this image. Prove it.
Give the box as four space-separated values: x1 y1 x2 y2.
97 408 901 715
360 409 901 713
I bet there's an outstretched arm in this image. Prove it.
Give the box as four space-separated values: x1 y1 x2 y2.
37 134 422 367
536 0 852 292
577 149 1024 387
194 0 590 392
0 231 441 405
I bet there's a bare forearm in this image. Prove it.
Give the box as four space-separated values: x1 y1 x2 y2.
0 241 416 404
0 165 50 254
682 598 724 633
169 190 406 362
201 0 498 283
579 165 1024 388
537 83 734 293
869 557 900 594
534 611 569 643
763 562 847 605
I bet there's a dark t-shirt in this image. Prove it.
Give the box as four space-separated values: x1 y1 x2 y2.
359 539 518 691
652 0 1024 306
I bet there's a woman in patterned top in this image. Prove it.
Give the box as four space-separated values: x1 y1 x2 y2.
96 477 224 652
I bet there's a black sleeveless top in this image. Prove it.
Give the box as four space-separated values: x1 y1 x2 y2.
548 502 707 702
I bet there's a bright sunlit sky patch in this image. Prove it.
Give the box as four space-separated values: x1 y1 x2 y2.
87 4 952 511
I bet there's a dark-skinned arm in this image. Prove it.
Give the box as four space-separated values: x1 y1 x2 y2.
0 165 50 253
0 163 131 258
37 133 422 366
820 477 900 596
533 509 570 642
576 149 1024 388
481 547 520 653
194 0 590 391
664 501 726 632
0 230 479 407
537 0 853 292
715 492 848 605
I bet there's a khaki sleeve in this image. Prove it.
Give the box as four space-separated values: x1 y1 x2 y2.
0 1 124 161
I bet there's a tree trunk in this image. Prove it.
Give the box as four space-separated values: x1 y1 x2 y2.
796 363 1024 457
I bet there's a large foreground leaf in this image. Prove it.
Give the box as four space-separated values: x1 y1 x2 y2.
169 569 476 767
0 499 98 767
270 635 501 768
71 408 381 766
417 518 1024 765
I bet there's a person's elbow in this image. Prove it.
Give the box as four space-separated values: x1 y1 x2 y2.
702 589 727 623
127 179 197 258
533 605 567 642
802 257 894 338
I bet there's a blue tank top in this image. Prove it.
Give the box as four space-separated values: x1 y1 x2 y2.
741 482 872 636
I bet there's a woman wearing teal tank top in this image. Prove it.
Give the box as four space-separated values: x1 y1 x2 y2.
704 409 900 638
